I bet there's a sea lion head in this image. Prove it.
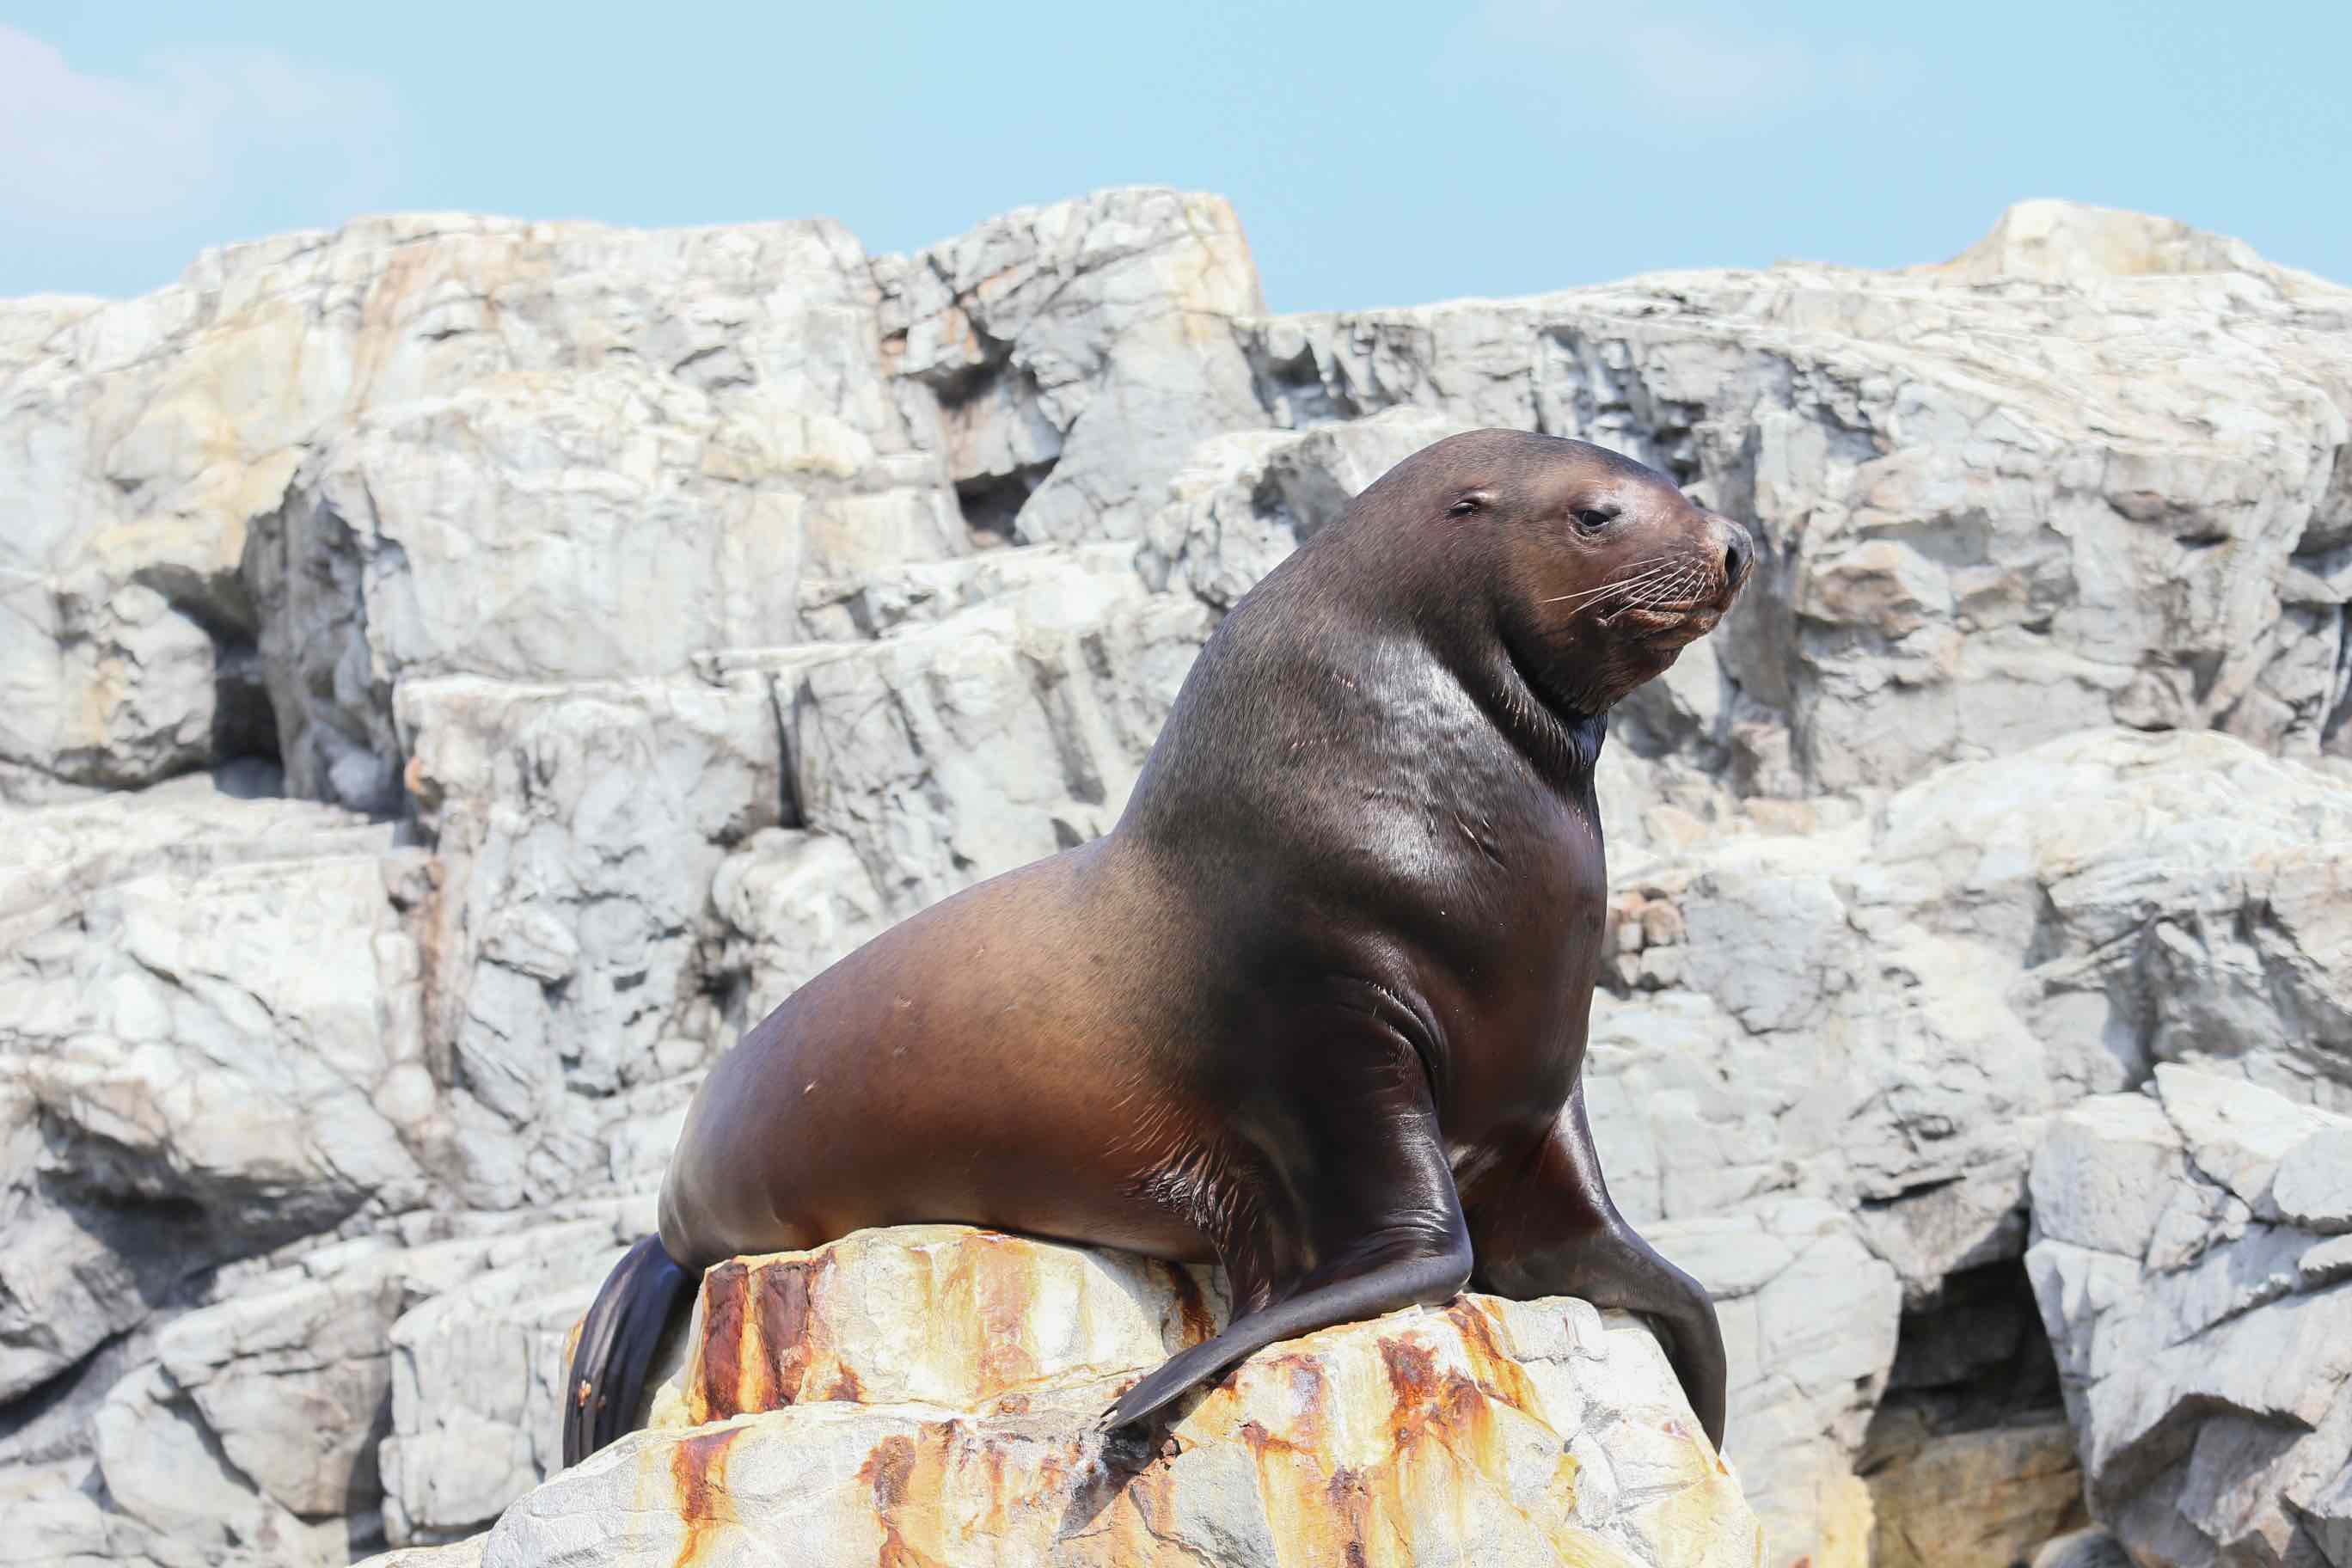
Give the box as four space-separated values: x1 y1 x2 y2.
1374 429 1754 719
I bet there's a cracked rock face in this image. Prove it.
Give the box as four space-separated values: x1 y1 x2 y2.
2027 1069 2352 1568
1589 727 2352 1320
1643 1200 1902 1568
3 189 2349 1566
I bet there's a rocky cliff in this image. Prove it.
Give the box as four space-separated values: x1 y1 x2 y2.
2 188 2347 1567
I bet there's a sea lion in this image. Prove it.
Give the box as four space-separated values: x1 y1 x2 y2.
563 428 1752 1466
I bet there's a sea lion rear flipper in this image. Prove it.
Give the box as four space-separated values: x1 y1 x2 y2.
560 1234 695 1467
1104 1060 1473 1431
1465 1082 1727 1449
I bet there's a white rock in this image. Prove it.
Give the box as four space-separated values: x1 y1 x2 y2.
2272 1127 2352 1233
252 371 959 812
1589 727 2352 1314
706 829 888 1027
1651 1199 1903 1568
381 1215 653 1546
720 585 1213 917
879 187 1267 548
795 538 1142 641
3 211 938 805
2026 1069 2352 1568
93 1208 645 1566
0 781 417 1400
355 1543 485 1568
1920 198 2296 287
394 673 783 1206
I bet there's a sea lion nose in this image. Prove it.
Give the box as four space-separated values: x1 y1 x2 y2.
1718 522 1753 585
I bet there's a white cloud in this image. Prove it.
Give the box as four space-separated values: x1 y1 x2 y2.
0 26 401 230
1460 2 1920 128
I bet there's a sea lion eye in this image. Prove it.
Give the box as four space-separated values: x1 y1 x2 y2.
1574 508 1615 533
1449 496 1483 517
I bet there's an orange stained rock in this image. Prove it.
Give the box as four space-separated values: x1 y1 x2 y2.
577 1229 1755 1566
660 1424 742 1568
673 1227 1225 1426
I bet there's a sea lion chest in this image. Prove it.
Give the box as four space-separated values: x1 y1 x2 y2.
1413 766 1609 1150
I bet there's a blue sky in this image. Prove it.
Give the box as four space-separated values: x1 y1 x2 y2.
4 2 2347 312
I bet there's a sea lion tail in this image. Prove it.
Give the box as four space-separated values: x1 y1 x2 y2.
561 1234 694 1467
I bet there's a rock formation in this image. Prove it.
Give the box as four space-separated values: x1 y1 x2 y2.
2028 1069 2352 1568
455 1225 1758 1568
2 186 2347 1566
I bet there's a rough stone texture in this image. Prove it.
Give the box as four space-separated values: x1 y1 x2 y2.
392 672 781 1208
352 1547 482 1568
1587 726 2352 1311
0 773 416 1402
1 211 952 807
379 1217 653 1547
83 1206 646 1568
1865 1422 2088 1568
1137 406 1478 608
475 1225 1758 1568
1246 199 2352 789
648 1226 1228 1430
703 827 889 1031
1859 1257 2085 1568
711 558 1212 919
877 188 1267 550
1646 1201 1902 1568
2027 1069 2352 1568
2032 1528 2138 1568
5 191 2352 1563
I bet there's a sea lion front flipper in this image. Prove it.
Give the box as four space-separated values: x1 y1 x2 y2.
1465 1081 1727 1449
1103 1062 1473 1432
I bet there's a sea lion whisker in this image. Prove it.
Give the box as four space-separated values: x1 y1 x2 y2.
1631 556 1708 609
1541 560 1677 609
1575 564 1690 620
1537 555 1677 606
1596 557 1718 626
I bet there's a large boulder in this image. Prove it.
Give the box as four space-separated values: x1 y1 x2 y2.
0 212 946 808
427 1225 1760 1568
378 1213 656 1548
2026 1068 2352 1568
1137 407 1479 608
389 1211 1891 1567
89 1204 646 1568
878 187 1267 550
0 774 415 1401
714 567 1214 919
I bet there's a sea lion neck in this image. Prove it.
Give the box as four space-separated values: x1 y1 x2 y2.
1322 506 1612 794
1483 615 1612 785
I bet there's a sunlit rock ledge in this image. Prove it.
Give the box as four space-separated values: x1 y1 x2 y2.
364 1223 1761 1568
